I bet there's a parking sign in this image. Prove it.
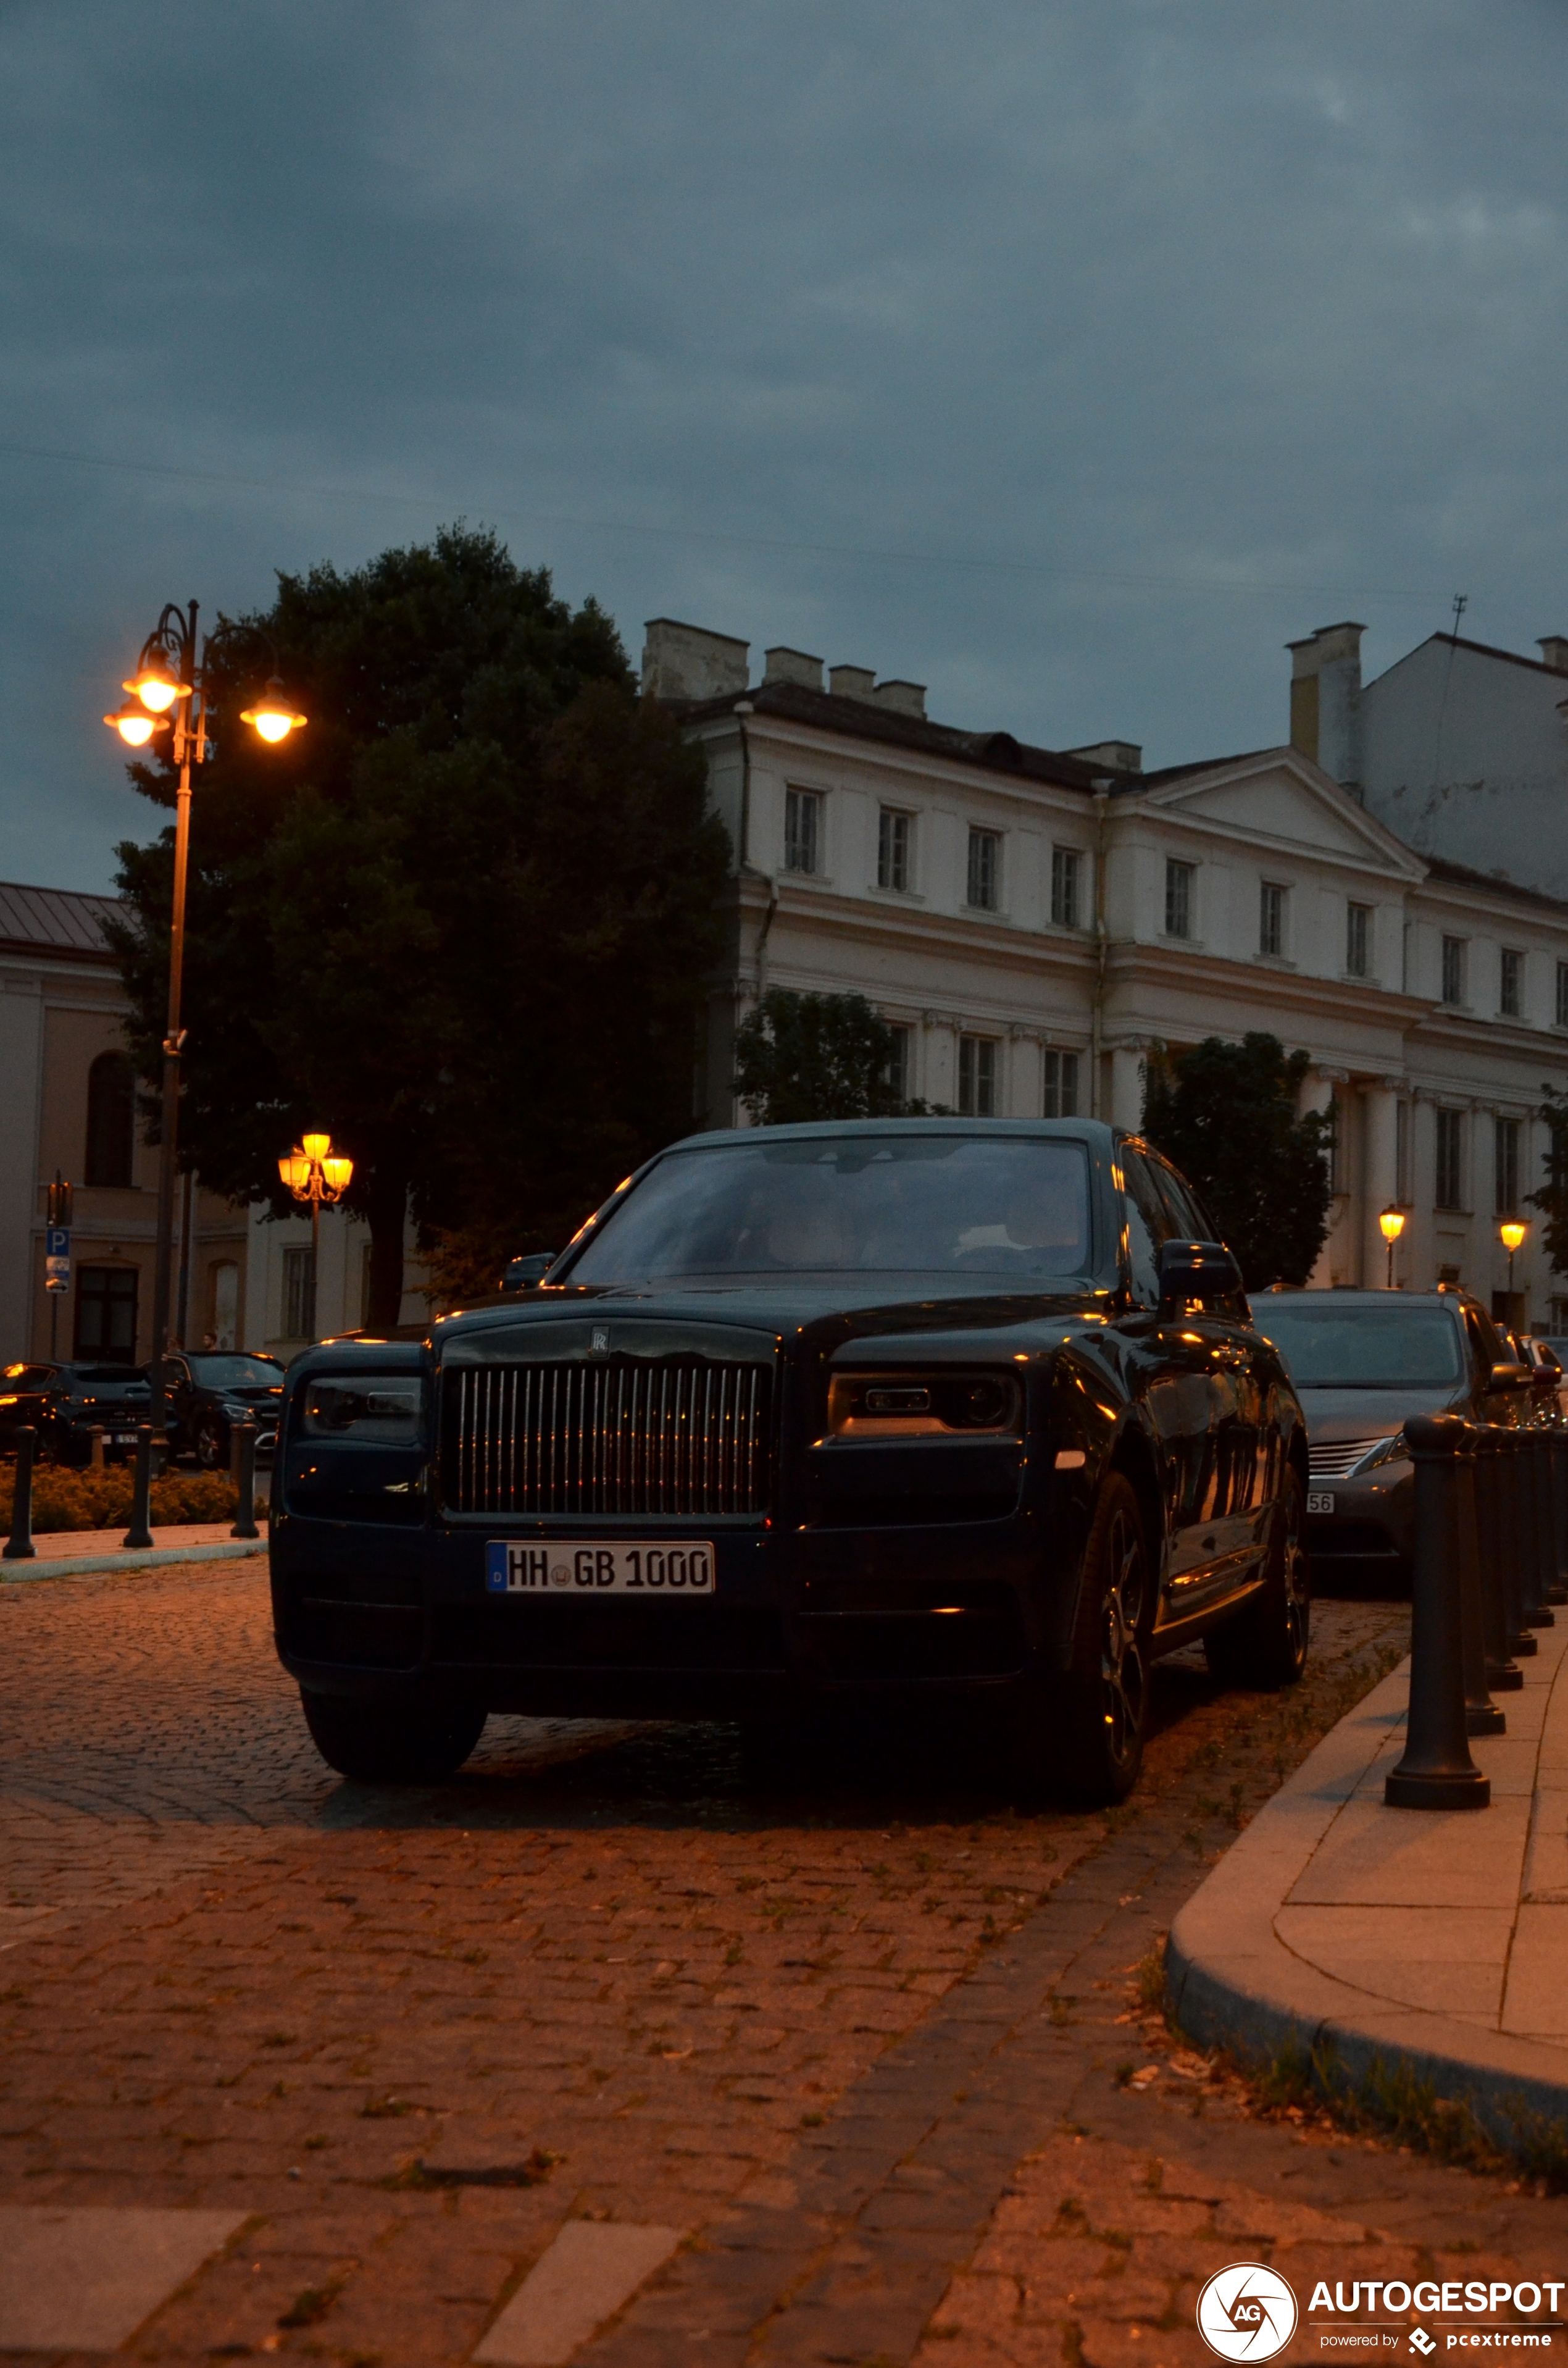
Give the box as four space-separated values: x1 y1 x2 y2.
45 1224 70 1294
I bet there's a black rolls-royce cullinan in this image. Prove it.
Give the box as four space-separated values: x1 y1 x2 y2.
270 1119 1311 1804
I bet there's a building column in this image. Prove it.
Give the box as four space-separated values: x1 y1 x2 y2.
1299 1069 1338 1287
1109 1044 1145 1132
1362 1081 1401 1288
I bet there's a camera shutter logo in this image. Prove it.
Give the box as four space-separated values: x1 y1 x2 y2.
1197 2264 1298 2361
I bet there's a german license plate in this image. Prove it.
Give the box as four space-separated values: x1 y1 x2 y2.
113 1431 140 1444
1306 1491 1335 1515
486 1541 715 1596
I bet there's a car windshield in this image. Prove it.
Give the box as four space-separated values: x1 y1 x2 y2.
60 1366 146 1389
1254 1304 1464 1387
186 1357 284 1389
568 1135 1094 1284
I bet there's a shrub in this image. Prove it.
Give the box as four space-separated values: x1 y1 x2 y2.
0 1463 268 1535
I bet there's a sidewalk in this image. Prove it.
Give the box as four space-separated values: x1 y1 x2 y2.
1169 1611 1568 2142
0 1520 267 1580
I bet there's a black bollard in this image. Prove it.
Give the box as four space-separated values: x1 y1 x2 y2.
1386 1414 1491 1810
1519 1430 1555 1631
230 1420 259 1542
122 1426 154 1550
88 1424 104 1470
1528 1431 1558 1628
1549 1429 1568 1605
1496 1431 1538 1657
3 1427 38 1562
1474 1428 1524 1691
1456 1426 1506 1736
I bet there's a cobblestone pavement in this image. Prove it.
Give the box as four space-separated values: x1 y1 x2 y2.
1 1559 1560 2366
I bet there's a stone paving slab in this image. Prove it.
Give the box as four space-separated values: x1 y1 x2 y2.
1 1521 265 1579
0 2204 246 2350
1170 1614 1568 2140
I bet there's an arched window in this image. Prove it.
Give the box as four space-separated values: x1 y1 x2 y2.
85 1052 135 1188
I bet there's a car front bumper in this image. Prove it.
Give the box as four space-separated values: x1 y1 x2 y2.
1305 1462 1413 1583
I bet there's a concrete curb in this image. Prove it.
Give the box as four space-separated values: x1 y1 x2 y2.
1167 1655 1568 2148
0 1540 267 1582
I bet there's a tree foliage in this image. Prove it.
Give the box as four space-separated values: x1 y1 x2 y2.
1140 1032 1333 1289
106 525 731 1323
733 989 935 1124
1526 1084 1568 1276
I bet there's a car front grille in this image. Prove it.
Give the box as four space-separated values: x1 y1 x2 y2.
1307 1434 1394 1479
442 1358 774 1518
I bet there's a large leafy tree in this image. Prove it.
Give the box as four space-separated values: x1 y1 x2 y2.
733 989 937 1123
1526 1084 1568 1275
1140 1032 1333 1288
107 526 731 1323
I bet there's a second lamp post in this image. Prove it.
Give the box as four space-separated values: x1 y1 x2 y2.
280 1135 354 1340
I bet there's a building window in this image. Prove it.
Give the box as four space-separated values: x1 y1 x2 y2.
75 1266 137 1358
966 829 1000 913
1346 903 1370 979
1495 1116 1520 1216
957 1035 997 1116
211 1261 238 1351
1501 948 1523 1018
1043 1048 1079 1118
1164 859 1194 940
1259 881 1287 958
85 1050 135 1188
877 808 910 893
783 787 822 876
283 1246 317 1342
1435 1109 1464 1211
885 1024 912 1107
1441 935 1466 1006
1051 847 1083 929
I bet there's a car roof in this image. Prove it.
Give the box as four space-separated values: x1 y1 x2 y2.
663 1116 1118 1152
1252 1287 1471 1311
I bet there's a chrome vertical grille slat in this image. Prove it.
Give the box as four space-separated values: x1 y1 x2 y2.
443 1358 773 1517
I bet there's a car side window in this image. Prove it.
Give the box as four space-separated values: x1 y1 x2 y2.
1119 1145 1171 1307
1149 1157 1207 1242
167 1359 191 1385
1466 1307 1506 1376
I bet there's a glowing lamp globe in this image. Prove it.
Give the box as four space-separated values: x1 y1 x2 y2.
1501 1220 1528 1254
322 1155 353 1194
241 677 307 743
301 1132 331 1163
124 655 186 713
1378 1206 1406 1245
104 700 168 748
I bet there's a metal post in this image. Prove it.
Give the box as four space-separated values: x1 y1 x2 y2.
1527 1430 1558 1629
230 1419 259 1541
146 601 198 1466
123 1426 154 1550
4 1428 38 1561
1386 1414 1491 1809
88 1425 104 1470
1456 1427 1506 1735
1551 1428 1568 1605
1473 1428 1524 1691
1496 1430 1538 1656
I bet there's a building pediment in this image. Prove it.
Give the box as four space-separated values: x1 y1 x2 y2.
1138 748 1426 880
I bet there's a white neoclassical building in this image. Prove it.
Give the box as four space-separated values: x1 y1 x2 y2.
645 620 1568 1325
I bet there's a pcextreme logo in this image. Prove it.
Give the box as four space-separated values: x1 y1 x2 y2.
1198 2264 1299 2361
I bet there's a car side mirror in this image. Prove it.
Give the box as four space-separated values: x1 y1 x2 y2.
501 1252 559 1292
1157 1239 1245 1315
1490 1360 1533 1390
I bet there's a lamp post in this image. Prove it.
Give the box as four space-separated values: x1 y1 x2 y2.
279 1135 354 1340
1379 1203 1406 1290
1501 1218 1528 1323
105 606 306 1449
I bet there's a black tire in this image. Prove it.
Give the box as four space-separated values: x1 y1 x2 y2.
194 1415 227 1471
300 1689 487 1782
1204 1464 1311 1689
1016 1470 1153 1807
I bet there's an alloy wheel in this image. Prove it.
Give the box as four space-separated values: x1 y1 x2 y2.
1099 1505 1149 1770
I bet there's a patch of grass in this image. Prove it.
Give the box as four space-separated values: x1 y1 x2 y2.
1133 1939 1167 2012
278 2282 342 2329
1233 2036 1568 2189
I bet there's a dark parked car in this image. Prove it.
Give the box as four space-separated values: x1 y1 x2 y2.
1250 1286 1530 1589
165 1352 286 1468
0 1362 153 1465
270 1120 1311 1804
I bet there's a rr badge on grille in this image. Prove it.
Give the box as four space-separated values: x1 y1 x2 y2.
591 1326 609 1353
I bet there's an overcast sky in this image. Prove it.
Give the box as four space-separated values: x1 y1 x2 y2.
4 0 1567 890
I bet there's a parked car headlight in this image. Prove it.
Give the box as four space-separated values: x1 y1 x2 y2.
1352 1432 1408 1475
827 1371 1021 1439
301 1376 423 1445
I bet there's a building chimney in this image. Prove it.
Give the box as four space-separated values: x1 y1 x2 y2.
1065 740 1141 775
762 646 825 691
1538 637 1568 674
641 619 749 701
869 679 926 718
828 664 877 701
1287 621 1364 785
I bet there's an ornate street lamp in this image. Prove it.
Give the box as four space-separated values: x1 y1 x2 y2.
104 603 306 1448
1501 1218 1528 1318
279 1134 354 1337
1378 1203 1406 1290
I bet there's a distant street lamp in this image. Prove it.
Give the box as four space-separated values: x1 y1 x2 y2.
280 1135 354 1337
1378 1203 1406 1289
104 603 306 1449
1501 1218 1528 1316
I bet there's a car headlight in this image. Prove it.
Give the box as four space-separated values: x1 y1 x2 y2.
827 1371 1022 1439
221 1403 250 1420
1352 1433 1408 1475
300 1375 423 1445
